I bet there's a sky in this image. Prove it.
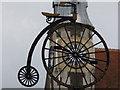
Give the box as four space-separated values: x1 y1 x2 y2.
1 1 119 89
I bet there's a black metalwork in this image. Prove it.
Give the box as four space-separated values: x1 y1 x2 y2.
46 15 74 24
18 17 74 87
62 41 89 69
18 2 110 88
18 66 39 87
42 23 110 88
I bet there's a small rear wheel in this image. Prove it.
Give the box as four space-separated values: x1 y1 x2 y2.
18 66 39 87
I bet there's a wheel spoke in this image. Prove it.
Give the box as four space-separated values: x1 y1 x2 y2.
32 74 38 77
22 69 26 74
22 79 26 83
45 55 67 60
50 59 69 69
92 65 105 72
20 77 26 80
81 41 102 52
25 80 28 85
45 48 69 54
28 80 31 85
24 79 27 84
80 51 106 55
32 71 37 75
31 79 35 84
79 33 95 51
55 61 71 79
48 37 71 53
74 24 77 49
32 78 37 82
53 46 71 53
90 64 104 72
81 57 105 72
33 76 38 79
76 44 81 52
19 74 25 78
76 59 88 85
80 56 97 64
29 80 33 85
28 81 31 86
75 63 77 86
24 68 27 72
27 80 30 85
30 80 34 85
64 26 74 50
54 30 73 52
31 69 35 74
78 58 98 82
26 80 29 85
65 62 74 84
19 72 25 75
82 56 107 63
78 29 86 50
20 71 25 74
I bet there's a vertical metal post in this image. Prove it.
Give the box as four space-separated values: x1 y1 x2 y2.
69 72 84 90
45 74 50 90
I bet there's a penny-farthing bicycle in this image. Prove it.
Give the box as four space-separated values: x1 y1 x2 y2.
18 2 110 88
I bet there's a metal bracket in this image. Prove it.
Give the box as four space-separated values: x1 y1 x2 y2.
42 12 76 24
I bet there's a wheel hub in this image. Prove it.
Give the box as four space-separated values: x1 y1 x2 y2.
25 73 32 80
72 52 79 58
62 42 89 69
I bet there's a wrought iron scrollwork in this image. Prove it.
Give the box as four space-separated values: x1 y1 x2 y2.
46 17 56 24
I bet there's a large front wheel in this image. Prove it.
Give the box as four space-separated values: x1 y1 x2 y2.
42 23 109 88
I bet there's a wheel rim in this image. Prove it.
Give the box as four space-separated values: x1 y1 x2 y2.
18 66 39 87
42 23 109 88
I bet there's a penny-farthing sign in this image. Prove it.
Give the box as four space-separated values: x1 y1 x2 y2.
18 1 110 89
